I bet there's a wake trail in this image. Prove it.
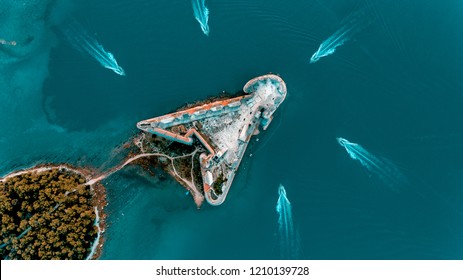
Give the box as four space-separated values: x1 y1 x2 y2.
276 184 299 259
337 137 407 190
310 8 372 63
59 21 125 76
192 0 210 36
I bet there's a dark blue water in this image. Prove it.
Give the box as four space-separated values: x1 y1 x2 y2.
1 0 463 259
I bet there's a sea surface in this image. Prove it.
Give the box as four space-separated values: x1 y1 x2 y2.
1 0 463 259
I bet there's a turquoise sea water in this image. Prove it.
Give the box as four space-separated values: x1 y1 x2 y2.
1 0 463 259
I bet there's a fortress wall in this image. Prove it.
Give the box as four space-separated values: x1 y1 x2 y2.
150 128 193 145
137 94 252 127
150 127 215 156
156 104 242 129
243 74 287 95
188 130 215 155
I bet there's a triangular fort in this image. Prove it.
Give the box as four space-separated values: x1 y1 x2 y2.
136 74 286 207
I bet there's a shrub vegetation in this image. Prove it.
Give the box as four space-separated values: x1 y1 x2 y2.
0 169 97 260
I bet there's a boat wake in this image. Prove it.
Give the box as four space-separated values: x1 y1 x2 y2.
337 137 407 190
192 0 210 36
276 184 299 259
59 21 125 76
310 9 371 63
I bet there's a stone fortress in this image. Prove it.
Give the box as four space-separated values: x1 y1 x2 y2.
137 74 287 206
